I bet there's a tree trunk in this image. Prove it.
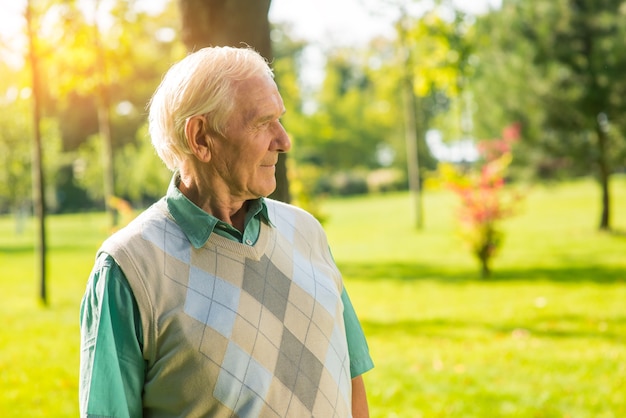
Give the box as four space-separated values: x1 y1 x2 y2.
480 258 490 279
595 119 611 231
26 0 48 305
397 8 423 230
178 0 290 202
94 0 117 228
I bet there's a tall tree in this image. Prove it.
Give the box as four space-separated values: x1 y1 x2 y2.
36 0 184 210
25 0 47 305
473 0 626 230
177 0 290 202
532 0 626 230
398 7 424 229
92 0 116 227
389 8 473 228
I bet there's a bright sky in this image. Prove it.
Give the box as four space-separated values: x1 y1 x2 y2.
0 0 501 55
269 0 501 47
0 2 26 63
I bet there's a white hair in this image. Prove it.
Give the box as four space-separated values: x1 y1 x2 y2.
148 46 273 171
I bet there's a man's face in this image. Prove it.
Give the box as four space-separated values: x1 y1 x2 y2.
210 74 291 200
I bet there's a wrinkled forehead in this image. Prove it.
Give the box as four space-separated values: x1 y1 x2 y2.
229 75 283 122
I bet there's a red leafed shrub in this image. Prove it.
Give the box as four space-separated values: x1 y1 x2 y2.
442 123 523 278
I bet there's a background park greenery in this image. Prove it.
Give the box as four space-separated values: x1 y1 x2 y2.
1 178 625 417
1 0 625 416
1 0 624 226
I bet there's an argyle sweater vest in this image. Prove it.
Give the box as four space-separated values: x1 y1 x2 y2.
99 198 353 418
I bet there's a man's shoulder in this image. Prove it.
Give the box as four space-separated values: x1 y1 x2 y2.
263 198 321 227
100 199 170 253
262 198 328 248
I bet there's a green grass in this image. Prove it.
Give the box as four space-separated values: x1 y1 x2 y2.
323 176 626 417
1 176 625 417
0 212 108 417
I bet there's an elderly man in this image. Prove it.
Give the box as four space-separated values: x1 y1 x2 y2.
79 46 373 418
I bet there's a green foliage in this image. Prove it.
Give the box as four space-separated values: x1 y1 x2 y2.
397 8 478 173
115 124 171 206
471 0 626 178
467 0 626 230
3 0 626 231
0 98 32 212
74 125 171 207
287 162 328 224
0 0 186 212
270 22 306 118
292 48 394 171
278 9 475 194
366 168 407 193
470 7 547 174
316 169 370 196
0 87 65 213
272 26 409 199
74 133 105 204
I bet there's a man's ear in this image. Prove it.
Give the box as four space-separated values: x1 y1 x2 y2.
184 115 212 163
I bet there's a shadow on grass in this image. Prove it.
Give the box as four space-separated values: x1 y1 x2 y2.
338 262 625 284
0 245 35 254
609 228 626 238
0 242 101 255
361 317 625 342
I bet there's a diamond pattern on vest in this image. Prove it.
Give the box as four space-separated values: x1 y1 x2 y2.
214 341 273 416
128 200 351 417
185 265 240 339
242 255 291 322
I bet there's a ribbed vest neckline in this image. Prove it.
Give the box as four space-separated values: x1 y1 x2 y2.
203 220 272 261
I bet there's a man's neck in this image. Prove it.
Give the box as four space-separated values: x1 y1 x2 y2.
177 171 249 232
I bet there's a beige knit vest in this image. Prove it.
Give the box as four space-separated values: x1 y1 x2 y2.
100 198 352 417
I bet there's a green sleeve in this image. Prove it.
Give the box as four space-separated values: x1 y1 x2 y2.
79 253 145 418
341 288 374 378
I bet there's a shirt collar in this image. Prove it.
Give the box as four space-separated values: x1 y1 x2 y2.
165 173 271 249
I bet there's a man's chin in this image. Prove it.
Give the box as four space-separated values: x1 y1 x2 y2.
249 182 276 199
260 184 277 198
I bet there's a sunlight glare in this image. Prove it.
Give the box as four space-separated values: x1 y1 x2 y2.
0 0 27 69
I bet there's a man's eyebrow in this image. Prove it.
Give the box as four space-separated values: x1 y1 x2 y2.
258 108 286 122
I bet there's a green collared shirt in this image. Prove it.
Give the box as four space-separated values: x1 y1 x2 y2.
165 175 270 247
79 175 373 418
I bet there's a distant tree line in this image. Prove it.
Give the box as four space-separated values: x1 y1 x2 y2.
0 0 623 230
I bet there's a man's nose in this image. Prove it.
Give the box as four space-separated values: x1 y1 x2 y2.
274 123 291 153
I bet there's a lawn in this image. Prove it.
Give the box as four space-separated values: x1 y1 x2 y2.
0 176 625 417
324 176 626 417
